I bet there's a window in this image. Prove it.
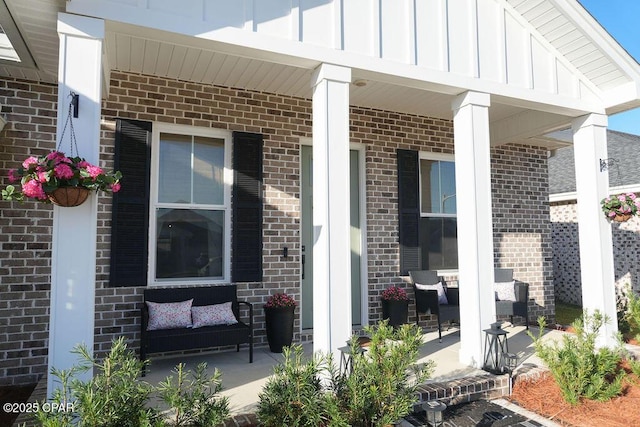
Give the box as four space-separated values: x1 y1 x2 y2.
151 126 231 283
419 154 457 270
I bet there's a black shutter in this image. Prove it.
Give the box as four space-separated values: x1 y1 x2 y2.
397 149 421 275
232 132 263 282
109 119 152 287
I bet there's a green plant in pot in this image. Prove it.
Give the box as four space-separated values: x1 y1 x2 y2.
264 292 297 353
380 286 409 327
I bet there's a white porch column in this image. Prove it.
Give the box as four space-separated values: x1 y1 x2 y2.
572 114 618 347
311 64 352 359
47 13 104 397
452 91 496 367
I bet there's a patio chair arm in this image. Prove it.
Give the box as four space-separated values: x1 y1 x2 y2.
514 282 529 303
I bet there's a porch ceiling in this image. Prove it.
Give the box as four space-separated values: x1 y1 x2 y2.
104 30 529 125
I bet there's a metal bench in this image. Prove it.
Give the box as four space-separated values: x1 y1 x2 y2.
140 285 253 373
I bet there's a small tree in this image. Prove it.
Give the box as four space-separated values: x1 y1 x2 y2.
528 310 625 405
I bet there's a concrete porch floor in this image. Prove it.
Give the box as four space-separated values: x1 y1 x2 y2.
143 324 562 417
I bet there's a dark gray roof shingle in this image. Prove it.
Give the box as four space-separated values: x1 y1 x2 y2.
548 130 640 194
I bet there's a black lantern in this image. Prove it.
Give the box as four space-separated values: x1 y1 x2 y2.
482 322 509 374
502 352 519 393
422 400 446 427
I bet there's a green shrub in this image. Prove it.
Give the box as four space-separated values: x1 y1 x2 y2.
32 337 229 427
35 337 160 427
258 322 434 427
257 345 347 427
333 322 434 427
625 287 640 342
528 310 625 405
156 362 229 427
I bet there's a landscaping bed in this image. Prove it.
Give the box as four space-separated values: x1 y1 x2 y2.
510 363 640 427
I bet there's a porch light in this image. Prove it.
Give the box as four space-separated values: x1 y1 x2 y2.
422 400 446 427
482 322 509 374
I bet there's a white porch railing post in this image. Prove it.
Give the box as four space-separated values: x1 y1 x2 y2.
310 63 352 362
572 113 618 347
452 91 496 367
48 13 104 397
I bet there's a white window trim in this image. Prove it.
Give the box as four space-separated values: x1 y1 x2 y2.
148 123 233 286
418 151 456 218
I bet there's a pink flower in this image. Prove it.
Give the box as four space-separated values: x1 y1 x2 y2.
54 164 74 179
77 160 92 168
8 169 18 183
22 180 47 200
618 195 627 202
111 182 121 193
37 171 49 183
609 211 616 218
22 156 39 169
46 151 70 163
628 193 637 200
85 165 103 179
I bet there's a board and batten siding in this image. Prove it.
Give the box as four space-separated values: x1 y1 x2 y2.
70 0 598 104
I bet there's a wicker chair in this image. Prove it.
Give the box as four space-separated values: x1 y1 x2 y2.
409 270 460 342
494 268 529 329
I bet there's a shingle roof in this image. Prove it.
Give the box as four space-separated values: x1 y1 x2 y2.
548 130 640 194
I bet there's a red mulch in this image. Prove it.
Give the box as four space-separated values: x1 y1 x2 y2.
510 364 640 427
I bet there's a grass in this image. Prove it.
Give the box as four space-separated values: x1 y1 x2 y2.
555 299 582 326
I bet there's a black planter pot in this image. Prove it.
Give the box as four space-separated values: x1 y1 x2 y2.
264 305 295 353
381 299 409 327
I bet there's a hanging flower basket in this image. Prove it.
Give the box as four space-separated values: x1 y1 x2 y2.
613 213 633 223
48 187 90 207
1 151 122 206
601 193 640 222
1 93 122 206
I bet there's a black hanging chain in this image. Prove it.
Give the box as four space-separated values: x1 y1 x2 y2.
56 92 80 157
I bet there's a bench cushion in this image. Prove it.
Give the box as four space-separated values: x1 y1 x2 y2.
192 302 238 328
146 299 193 330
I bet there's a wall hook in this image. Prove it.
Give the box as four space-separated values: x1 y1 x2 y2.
71 92 79 118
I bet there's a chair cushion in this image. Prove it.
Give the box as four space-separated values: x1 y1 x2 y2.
192 302 238 328
146 299 193 330
494 281 517 301
416 281 448 305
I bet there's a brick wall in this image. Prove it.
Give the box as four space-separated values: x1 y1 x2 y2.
0 78 57 385
0 72 554 385
550 201 640 306
491 145 554 323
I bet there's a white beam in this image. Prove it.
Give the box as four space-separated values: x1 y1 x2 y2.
452 91 497 367
311 63 352 360
48 13 104 397
572 113 618 347
490 110 571 146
